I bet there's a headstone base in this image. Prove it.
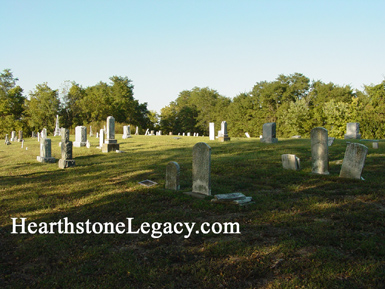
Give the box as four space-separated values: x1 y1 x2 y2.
73 142 87 147
102 143 120 153
260 138 278 143
218 136 231 142
58 159 76 169
37 156 56 163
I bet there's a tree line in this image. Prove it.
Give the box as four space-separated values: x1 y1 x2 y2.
1 68 384 139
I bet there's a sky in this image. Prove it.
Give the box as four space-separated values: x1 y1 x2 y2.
1 0 384 112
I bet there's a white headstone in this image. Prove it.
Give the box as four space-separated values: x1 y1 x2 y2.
344 122 361 139
260 122 278 143
209 123 215 140
73 126 87 147
245 132 251 138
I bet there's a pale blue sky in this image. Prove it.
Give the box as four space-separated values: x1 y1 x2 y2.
1 0 384 112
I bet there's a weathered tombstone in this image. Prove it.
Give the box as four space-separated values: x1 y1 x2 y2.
281 154 300 170
58 128 75 169
4 134 11 145
37 138 55 163
192 142 211 196
96 132 99 138
10 131 17 142
102 116 120 153
54 115 60 136
165 161 180 191
169 132 173 136
73 126 87 147
182 132 185 137
372 142 379 149
339 143 368 180
311 127 329 175
89 126 93 137
21 140 24 148
41 128 47 139
135 126 139 135
145 129 149 136
99 129 105 148
218 121 230 142
158 130 162 136
18 130 23 142
328 137 335 147
187 132 191 137
150 130 155 136
344 122 361 139
260 123 278 143
86 140 91 148
37 132 40 142
31 131 37 138
122 125 132 139
245 132 251 138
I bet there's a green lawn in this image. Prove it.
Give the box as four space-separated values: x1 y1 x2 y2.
1 135 384 288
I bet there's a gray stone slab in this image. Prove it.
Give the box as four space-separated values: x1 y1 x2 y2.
311 127 329 175
165 161 180 191
192 142 211 195
260 122 278 143
281 154 300 170
339 143 368 180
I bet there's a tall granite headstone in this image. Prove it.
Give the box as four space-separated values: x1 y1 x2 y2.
58 128 75 169
102 116 119 152
37 138 55 163
18 130 23 142
192 142 211 196
260 123 278 143
218 121 230 142
311 127 329 175
73 126 87 147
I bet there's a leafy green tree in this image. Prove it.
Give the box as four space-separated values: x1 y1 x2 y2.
0 69 26 136
25 83 60 133
357 81 385 139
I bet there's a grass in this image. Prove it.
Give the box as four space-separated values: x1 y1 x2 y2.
1 135 384 288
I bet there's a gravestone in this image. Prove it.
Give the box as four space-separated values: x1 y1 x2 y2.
41 128 47 139
344 122 361 139
187 132 191 137
86 140 90 148
21 140 24 148
165 161 180 191
182 132 185 136
58 128 75 169
328 137 335 147
37 138 55 163
339 143 368 180
32 131 37 138
311 127 329 175
192 142 211 196
37 132 40 142
54 115 60 136
260 122 278 143
145 129 149 136
209 122 215 140
245 132 250 138
150 130 155 136
135 126 139 135
99 129 104 148
372 142 379 149
10 131 17 142
89 126 93 137
122 125 131 139
169 132 173 136
158 130 162 136
281 154 300 170
4 134 11 145
218 121 230 142
18 130 23 142
73 126 87 147
102 116 120 153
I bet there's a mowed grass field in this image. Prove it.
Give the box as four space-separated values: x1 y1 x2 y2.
1 134 384 288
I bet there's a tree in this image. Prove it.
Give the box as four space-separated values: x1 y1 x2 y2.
0 69 26 136
25 83 60 133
